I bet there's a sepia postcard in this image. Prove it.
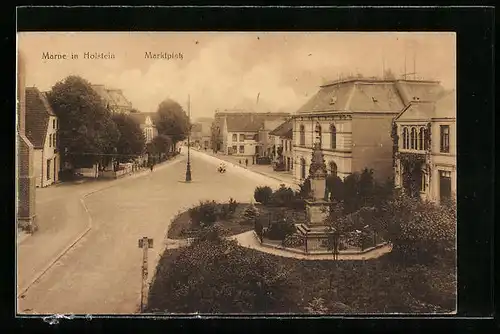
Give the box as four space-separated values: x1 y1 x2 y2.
16 31 457 316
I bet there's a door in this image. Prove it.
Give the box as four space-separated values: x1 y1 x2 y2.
53 157 57 182
300 158 306 180
439 170 452 203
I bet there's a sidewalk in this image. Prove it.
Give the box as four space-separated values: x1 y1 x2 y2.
17 155 183 297
195 149 298 188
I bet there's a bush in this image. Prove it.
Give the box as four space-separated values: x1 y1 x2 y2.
189 200 219 227
282 234 304 248
228 197 238 213
266 211 297 241
296 178 311 199
254 186 273 205
270 184 295 206
242 203 259 224
147 239 298 313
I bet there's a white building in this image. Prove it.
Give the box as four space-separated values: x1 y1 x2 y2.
394 90 456 204
25 87 60 187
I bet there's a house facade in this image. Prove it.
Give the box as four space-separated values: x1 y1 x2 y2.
212 110 290 157
393 90 456 204
269 119 294 171
92 84 133 114
25 87 61 188
17 51 37 231
129 112 158 144
292 78 446 183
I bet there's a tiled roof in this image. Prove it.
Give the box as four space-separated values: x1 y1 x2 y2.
25 87 54 149
222 112 290 132
395 89 456 122
296 79 445 114
191 123 203 132
92 85 132 110
269 119 293 139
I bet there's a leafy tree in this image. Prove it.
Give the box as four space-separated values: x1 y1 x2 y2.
326 174 343 201
155 99 190 146
150 134 172 162
47 75 120 168
270 184 295 206
112 113 146 162
147 239 297 313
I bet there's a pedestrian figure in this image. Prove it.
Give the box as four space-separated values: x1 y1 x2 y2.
150 164 154 172
239 159 241 165
245 158 248 167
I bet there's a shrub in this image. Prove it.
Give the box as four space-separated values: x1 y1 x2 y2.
147 239 298 313
296 178 311 199
267 212 297 241
242 203 259 224
270 184 295 206
189 200 219 227
254 186 273 205
218 203 231 220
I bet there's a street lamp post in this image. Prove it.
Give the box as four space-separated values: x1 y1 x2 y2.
185 95 192 182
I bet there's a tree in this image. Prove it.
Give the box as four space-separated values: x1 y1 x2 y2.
150 134 172 162
112 113 146 162
384 68 397 80
47 75 120 169
155 99 190 146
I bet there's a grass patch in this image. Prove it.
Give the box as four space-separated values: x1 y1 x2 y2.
167 203 306 239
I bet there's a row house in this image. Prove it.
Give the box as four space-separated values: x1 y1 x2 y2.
92 84 133 114
194 117 213 150
212 111 289 157
292 77 446 183
269 119 294 171
393 90 456 204
25 87 61 187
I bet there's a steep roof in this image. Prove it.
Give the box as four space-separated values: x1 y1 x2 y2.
92 85 132 110
395 89 456 122
269 119 293 139
296 78 444 114
25 87 55 149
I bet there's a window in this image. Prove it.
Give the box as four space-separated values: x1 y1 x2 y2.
299 125 305 146
240 134 245 142
53 132 56 148
239 145 244 153
410 127 417 149
48 134 52 147
46 159 51 180
300 158 306 179
329 161 338 177
403 127 409 149
232 134 237 142
330 124 337 149
440 125 450 153
53 119 56 129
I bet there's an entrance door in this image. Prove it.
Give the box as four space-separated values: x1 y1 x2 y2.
300 158 306 180
439 170 452 203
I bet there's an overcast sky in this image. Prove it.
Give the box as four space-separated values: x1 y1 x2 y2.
18 32 455 119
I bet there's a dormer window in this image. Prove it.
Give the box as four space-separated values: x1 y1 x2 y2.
329 96 337 105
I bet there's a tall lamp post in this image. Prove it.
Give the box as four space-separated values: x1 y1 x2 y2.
185 94 192 182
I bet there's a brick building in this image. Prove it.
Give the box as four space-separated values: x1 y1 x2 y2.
17 51 37 232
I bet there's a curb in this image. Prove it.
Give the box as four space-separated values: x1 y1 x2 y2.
17 156 183 299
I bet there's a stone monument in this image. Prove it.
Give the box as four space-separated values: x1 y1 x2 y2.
296 140 332 250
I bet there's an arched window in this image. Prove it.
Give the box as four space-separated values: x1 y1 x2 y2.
410 127 417 149
330 124 337 149
300 158 306 180
315 122 322 146
418 127 425 150
403 127 409 149
299 125 305 146
329 161 338 177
